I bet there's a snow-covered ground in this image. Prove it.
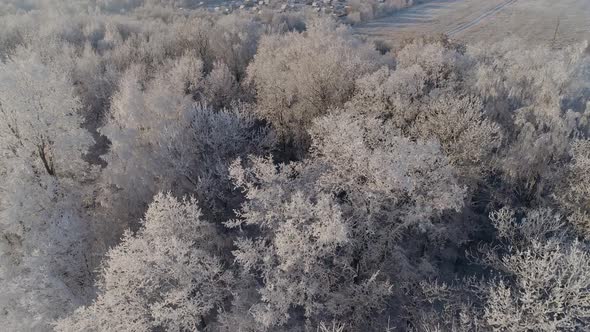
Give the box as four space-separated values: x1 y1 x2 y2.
355 0 590 48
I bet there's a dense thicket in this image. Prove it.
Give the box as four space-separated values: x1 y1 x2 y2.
0 1 589 331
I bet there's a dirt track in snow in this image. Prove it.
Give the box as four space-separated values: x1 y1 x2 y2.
445 0 517 37
355 0 590 48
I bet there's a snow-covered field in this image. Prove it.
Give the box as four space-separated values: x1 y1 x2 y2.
355 0 590 48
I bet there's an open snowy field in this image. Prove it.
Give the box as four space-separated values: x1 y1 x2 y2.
355 0 590 48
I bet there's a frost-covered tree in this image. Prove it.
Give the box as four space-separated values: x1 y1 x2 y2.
346 39 501 187
99 54 275 230
0 48 97 330
481 241 590 331
558 139 590 236
224 111 465 329
412 208 590 332
55 193 234 332
204 61 239 110
345 0 417 24
98 57 201 223
246 18 383 149
210 14 262 82
0 48 93 179
72 43 119 125
409 93 502 184
467 40 590 200
480 208 590 331
348 37 590 204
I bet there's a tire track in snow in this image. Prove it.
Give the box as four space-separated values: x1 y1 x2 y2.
446 0 518 37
